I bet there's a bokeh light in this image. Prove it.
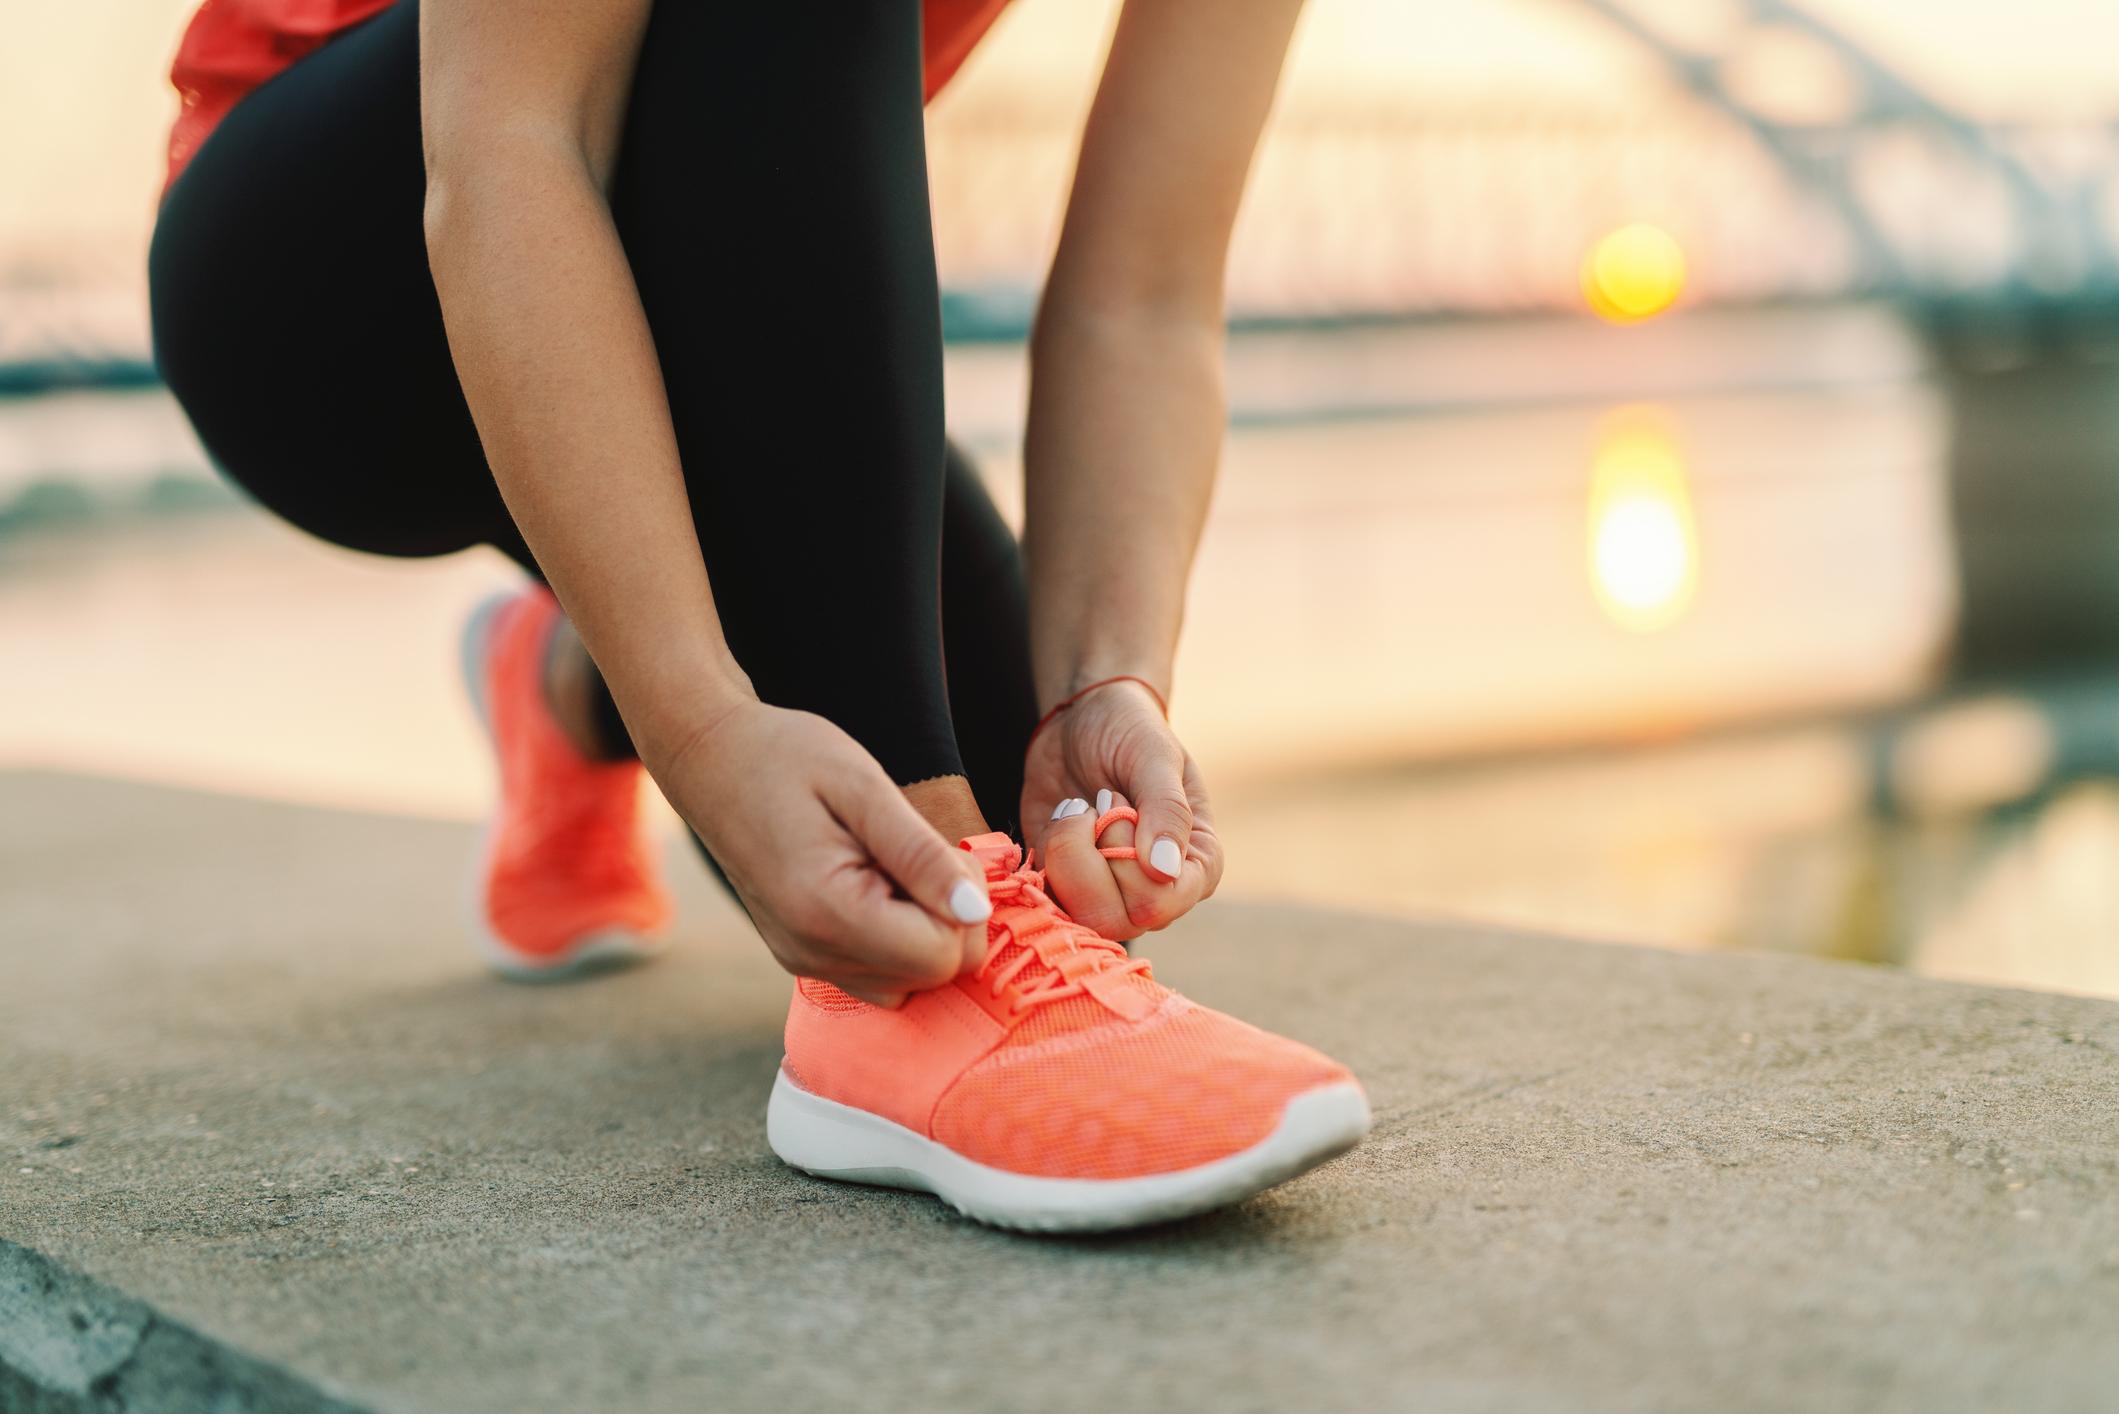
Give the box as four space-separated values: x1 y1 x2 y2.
1588 408 1698 632
1581 222 1687 323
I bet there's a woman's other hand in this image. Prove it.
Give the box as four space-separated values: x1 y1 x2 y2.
1020 679 1224 942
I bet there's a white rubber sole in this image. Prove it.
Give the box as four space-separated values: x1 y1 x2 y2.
766 1067 1372 1233
459 591 666 984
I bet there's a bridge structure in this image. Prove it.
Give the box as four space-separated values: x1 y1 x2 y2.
918 0 2119 323
1549 2 2119 674
1572 0 2119 306
7 0 2119 374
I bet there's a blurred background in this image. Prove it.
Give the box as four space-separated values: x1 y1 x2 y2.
5 0 2117 997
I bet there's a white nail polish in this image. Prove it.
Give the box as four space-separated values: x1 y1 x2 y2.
1050 799 1074 821
949 878 993 924
1149 835 1183 880
1063 797 1092 819
1095 788 1113 815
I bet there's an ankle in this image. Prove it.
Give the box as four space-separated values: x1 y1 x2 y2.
902 775 989 843
541 615 629 761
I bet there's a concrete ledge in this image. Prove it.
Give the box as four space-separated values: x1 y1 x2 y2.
0 1238 357 1413
2 770 2115 1413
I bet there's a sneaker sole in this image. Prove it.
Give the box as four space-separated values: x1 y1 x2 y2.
765 1066 1371 1233
459 591 666 983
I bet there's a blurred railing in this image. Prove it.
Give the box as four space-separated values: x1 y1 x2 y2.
0 247 159 393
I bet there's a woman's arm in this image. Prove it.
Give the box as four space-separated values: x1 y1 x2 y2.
420 0 740 762
1022 0 1305 926
420 1 992 1002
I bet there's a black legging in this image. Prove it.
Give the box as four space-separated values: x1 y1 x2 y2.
149 0 1039 837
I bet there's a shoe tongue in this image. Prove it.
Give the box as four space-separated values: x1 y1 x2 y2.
958 832 1023 881
952 833 1162 1023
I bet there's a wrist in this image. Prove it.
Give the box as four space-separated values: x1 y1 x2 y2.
1026 673 1170 762
1043 662 1170 714
1032 619 1176 715
620 658 757 777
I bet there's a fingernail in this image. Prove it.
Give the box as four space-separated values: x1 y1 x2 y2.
1051 797 1090 820
1095 788 1113 815
949 878 992 924
1149 835 1183 880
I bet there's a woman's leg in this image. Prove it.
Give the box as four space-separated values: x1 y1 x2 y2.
149 0 1033 839
608 2 968 802
940 443 1038 836
151 3 526 570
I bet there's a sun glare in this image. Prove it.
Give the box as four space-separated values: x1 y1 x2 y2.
1588 410 1698 632
1582 222 1687 324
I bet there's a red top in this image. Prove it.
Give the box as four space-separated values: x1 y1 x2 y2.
167 0 1014 190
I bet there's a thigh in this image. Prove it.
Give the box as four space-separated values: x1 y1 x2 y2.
149 1 527 566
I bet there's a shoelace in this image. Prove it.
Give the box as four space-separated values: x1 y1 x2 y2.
973 807 1153 1015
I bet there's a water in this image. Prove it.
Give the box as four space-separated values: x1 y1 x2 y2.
2 306 2113 998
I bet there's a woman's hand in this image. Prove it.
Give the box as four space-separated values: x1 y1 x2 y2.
1020 679 1224 942
653 699 993 1007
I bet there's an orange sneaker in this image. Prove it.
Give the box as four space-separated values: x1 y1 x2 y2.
767 811 1369 1231
460 586 671 980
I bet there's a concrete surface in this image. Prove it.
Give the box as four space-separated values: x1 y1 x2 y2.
1 769 2115 1413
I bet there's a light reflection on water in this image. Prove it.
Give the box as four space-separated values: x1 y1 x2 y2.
1211 710 2119 1000
1587 406 1698 633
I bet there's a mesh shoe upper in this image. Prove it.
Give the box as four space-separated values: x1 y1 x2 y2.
786 817 1357 1180
930 993 1350 1179
478 586 671 958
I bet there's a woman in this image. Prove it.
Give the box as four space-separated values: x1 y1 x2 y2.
150 0 1368 1231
